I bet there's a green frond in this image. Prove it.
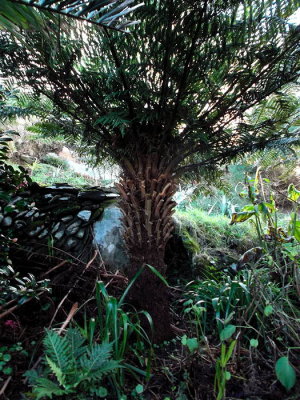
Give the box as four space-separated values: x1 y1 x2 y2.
46 356 66 387
65 328 87 359
32 377 66 399
79 342 115 375
43 329 72 372
0 0 143 31
87 360 120 380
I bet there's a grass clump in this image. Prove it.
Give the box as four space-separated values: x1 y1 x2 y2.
41 154 69 170
175 208 257 255
30 162 95 187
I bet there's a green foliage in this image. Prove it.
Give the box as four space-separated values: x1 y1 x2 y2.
175 207 257 259
275 356 297 391
0 343 25 377
0 1 299 172
0 0 143 31
42 154 69 170
0 265 51 305
214 340 236 400
230 169 300 250
25 328 120 399
30 162 94 186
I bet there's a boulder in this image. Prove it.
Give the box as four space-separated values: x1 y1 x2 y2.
93 206 128 271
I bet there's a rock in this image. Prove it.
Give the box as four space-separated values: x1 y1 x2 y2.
78 191 117 202
0 214 3 225
66 220 81 235
38 229 49 239
65 238 78 250
44 194 54 200
51 222 61 234
3 216 12 227
28 226 43 237
14 220 27 230
76 229 85 239
54 230 64 240
62 216 73 223
9 196 23 205
93 206 129 271
59 197 73 201
25 210 36 218
77 210 91 222
44 184 79 194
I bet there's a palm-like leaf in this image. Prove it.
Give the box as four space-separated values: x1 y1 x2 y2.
0 0 144 31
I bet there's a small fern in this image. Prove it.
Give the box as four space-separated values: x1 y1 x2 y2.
26 328 121 399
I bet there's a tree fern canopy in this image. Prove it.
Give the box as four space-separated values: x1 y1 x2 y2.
0 0 299 172
0 0 144 31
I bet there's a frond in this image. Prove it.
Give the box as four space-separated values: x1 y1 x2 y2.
65 328 87 360
32 377 66 400
79 342 116 377
43 329 72 372
0 0 143 31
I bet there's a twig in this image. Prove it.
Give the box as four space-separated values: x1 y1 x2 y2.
0 376 12 396
48 250 98 328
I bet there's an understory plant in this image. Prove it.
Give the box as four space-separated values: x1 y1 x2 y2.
24 328 120 399
182 173 300 398
25 270 159 399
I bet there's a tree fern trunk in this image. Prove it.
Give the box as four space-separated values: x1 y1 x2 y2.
117 153 177 341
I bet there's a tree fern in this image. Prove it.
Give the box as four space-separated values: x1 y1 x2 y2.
0 0 143 31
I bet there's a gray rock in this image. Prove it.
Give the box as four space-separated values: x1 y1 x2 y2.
54 230 64 240
59 197 72 201
76 229 85 239
3 216 12 227
28 226 43 237
62 216 73 223
38 229 49 239
77 210 91 222
44 194 54 200
25 210 36 218
45 185 79 194
66 220 81 235
78 191 117 201
0 214 3 225
14 220 27 230
9 196 23 205
93 206 128 271
65 238 78 250
51 222 60 234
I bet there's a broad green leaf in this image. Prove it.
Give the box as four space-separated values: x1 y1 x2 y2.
250 339 258 348
220 325 236 341
181 335 187 346
135 384 144 394
225 371 231 380
287 184 300 202
186 337 199 353
275 357 296 391
230 211 255 225
90 386 108 398
264 305 273 316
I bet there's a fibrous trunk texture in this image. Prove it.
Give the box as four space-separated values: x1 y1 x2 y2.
117 153 177 341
